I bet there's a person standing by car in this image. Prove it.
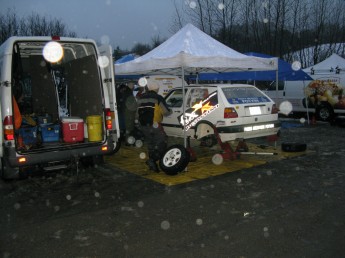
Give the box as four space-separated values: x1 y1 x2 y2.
117 82 137 144
137 81 171 172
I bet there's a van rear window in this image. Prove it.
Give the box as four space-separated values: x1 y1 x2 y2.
222 87 270 104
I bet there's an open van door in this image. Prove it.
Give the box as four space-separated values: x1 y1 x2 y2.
98 45 121 150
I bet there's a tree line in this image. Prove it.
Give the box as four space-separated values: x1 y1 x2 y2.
0 8 160 61
0 8 76 43
2 1 345 68
171 0 345 67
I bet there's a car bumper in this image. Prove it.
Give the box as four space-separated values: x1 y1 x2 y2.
217 121 281 142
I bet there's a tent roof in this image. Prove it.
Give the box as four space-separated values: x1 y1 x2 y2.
115 23 277 76
303 53 345 74
197 52 312 81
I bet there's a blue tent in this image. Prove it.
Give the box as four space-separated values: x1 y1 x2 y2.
115 54 142 80
197 52 312 81
115 53 137 64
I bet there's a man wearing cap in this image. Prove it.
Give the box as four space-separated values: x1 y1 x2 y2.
137 81 172 172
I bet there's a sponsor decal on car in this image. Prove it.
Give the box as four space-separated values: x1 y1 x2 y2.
179 92 219 131
228 96 270 104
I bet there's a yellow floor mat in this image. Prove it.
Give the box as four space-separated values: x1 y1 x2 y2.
104 140 307 186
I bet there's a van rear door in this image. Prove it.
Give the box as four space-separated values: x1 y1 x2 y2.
98 45 120 140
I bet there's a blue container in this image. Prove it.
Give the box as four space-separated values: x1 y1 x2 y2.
39 124 60 143
37 114 52 125
19 126 37 145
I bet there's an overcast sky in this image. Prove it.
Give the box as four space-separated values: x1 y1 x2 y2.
1 0 179 50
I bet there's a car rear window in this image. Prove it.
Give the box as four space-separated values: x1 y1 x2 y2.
222 87 270 104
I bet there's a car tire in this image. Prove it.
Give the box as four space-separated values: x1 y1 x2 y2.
159 144 190 175
316 104 334 122
281 142 307 152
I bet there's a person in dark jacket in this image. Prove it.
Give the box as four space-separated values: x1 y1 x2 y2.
117 83 137 144
137 81 171 172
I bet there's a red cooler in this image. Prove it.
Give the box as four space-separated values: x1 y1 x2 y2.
61 117 84 143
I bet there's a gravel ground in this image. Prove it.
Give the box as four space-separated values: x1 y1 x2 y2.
0 119 344 258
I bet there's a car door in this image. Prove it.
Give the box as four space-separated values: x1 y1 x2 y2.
162 88 185 137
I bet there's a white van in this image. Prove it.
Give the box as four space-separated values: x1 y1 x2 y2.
262 55 345 121
0 36 120 179
143 75 185 97
263 78 345 122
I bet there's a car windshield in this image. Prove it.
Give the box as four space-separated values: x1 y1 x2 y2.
222 86 270 104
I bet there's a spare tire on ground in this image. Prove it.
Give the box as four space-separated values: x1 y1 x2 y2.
159 144 190 175
281 142 307 152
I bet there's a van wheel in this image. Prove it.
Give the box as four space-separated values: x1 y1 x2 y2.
0 158 3 179
316 104 333 121
80 155 104 167
110 140 121 155
281 142 307 152
0 158 20 180
159 144 190 175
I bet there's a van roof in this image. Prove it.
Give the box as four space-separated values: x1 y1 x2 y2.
0 36 97 56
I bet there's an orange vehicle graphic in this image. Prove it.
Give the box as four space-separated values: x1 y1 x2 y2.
304 80 345 109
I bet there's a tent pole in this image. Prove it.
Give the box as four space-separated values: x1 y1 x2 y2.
182 66 187 148
275 69 278 100
303 80 310 124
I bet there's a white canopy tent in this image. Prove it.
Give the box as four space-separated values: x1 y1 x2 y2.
115 23 278 147
303 53 345 75
115 23 278 76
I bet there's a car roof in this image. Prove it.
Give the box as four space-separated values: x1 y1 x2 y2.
176 83 256 89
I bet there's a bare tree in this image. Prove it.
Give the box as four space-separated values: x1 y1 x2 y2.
170 0 185 33
151 35 165 48
0 8 76 44
171 0 345 65
0 8 19 43
131 42 151 56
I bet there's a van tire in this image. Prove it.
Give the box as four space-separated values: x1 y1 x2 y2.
281 142 307 152
80 155 104 167
0 158 20 180
159 144 190 175
110 140 121 155
316 104 334 122
0 158 3 179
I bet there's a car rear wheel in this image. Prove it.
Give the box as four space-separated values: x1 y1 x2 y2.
316 104 334 121
159 144 190 175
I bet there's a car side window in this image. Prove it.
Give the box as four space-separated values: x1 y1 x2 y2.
187 88 209 107
165 89 184 107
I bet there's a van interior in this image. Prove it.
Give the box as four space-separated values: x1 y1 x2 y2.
12 41 105 152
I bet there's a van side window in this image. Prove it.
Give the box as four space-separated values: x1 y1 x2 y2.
255 81 284 91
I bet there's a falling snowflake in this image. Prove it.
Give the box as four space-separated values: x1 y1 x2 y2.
161 220 170 230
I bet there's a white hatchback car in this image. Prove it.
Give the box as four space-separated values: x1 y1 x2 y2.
162 84 281 144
